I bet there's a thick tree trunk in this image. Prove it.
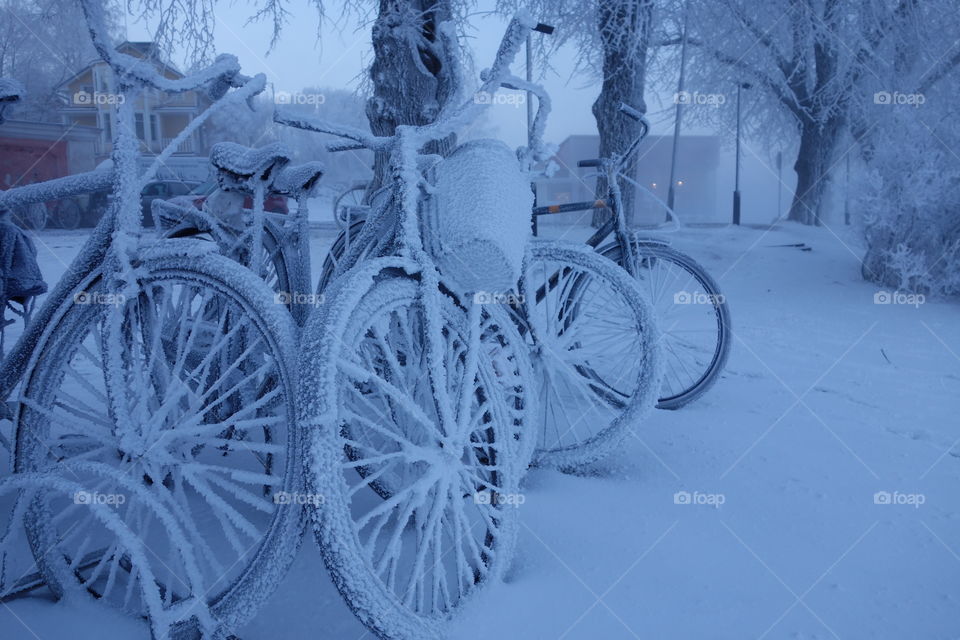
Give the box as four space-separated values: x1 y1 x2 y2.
365 0 460 195
787 118 842 225
590 0 653 227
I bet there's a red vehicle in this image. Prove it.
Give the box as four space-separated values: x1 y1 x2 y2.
175 180 289 215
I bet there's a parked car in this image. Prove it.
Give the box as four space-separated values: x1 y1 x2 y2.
172 180 290 215
86 179 201 227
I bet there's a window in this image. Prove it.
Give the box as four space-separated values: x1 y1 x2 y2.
150 114 159 142
166 182 194 196
135 113 145 141
141 182 166 197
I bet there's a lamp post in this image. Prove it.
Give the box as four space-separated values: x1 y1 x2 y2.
667 6 689 213
733 81 751 225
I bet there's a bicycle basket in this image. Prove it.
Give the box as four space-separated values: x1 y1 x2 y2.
423 139 532 296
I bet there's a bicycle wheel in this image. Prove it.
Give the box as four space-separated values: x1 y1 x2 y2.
333 181 369 229
13 245 303 631
54 199 82 230
14 202 47 230
317 217 378 294
300 258 532 639
1 464 219 638
599 240 731 409
521 240 662 471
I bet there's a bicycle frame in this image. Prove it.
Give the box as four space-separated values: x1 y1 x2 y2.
530 107 680 277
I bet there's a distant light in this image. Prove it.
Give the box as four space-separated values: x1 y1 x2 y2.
677 180 684 186
651 182 657 188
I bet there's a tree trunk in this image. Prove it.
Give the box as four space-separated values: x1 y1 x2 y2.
365 0 460 195
787 118 841 225
590 0 653 227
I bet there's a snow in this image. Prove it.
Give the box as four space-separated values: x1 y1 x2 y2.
3 219 957 638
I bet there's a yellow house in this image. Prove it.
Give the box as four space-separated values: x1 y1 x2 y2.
58 42 208 162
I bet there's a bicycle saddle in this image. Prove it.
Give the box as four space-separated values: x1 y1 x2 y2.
210 142 291 183
271 161 324 198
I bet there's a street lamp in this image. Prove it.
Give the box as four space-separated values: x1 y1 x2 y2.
733 81 751 225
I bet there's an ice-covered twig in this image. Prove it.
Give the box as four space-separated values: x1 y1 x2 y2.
274 109 390 152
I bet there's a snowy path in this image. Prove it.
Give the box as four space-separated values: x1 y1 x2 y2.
2 222 958 639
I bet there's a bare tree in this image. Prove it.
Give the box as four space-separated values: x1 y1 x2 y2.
670 0 910 225
364 0 462 191
849 0 960 291
0 0 115 121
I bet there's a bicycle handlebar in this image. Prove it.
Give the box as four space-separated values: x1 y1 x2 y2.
79 0 250 97
0 170 113 211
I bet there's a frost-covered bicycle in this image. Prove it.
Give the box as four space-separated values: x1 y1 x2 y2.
274 13 567 638
310 90 662 474
534 105 731 409
0 2 303 635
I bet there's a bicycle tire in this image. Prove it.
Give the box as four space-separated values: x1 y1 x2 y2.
13 246 304 630
599 240 731 409
522 240 662 470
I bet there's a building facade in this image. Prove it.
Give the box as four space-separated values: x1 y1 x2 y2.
57 42 209 164
536 134 721 226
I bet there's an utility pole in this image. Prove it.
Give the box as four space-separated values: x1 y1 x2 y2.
776 150 782 221
526 34 533 148
733 82 750 225
667 5 689 214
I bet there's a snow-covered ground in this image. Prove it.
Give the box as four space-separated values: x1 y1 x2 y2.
2 220 958 639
